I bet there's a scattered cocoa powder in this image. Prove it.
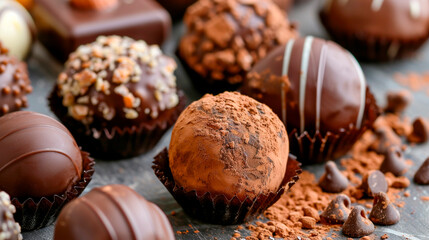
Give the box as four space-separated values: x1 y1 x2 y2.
420 196 429 201
237 93 419 239
394 72 429 93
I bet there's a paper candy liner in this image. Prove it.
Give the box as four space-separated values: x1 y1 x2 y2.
320 11 429 61
12 151 95 231
152 148 302 225
288 88 379 164
49 88 187 160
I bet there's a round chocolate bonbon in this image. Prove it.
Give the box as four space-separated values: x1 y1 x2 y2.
54 185 175 240
0 111 83 198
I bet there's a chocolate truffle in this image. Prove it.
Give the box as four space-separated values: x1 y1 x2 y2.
49 36 185 159
178 0 298 92
0 192 22 240
241 36 378 163
0 43 32 116
0 0 35 60
169 92 289 201
32 0 171 62
320 0 429 61
54 185 175 240
0 111 83 198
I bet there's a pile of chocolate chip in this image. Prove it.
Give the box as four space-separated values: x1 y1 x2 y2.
235 90 429 239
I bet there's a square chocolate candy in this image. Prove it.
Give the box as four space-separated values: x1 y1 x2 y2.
32 0 171 62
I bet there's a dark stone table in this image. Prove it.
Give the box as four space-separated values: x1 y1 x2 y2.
22 1 429 239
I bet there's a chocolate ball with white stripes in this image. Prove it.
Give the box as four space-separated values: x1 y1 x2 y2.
241 36 379 164
320 0 429 61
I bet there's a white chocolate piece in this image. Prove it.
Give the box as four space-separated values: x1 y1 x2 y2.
0 0 35 60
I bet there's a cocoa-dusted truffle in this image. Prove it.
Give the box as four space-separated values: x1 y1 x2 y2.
54 185 175 240
0 43 32 116
0 0 35 60
153 92 302 225
320 0 429 61
0 192 22 240
241 36 379 163
49 36 185 159
169 92 289 201
178 0 297 92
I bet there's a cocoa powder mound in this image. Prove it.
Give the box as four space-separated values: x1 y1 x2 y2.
238 98 418 239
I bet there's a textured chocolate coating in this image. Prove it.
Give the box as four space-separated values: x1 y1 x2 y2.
0 0 36 60
54 185 175 240
320 0 429 60
52 36 180 130
0 44 32 116
0 192 21 240
169 92 289 201
179 0 297 88
0 111 83 198
242 37 367 135
32 0 171 62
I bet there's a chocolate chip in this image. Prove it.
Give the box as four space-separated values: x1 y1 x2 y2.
370 126 402 154
369 192 400 225
385 90 411 114
342 205 375 238
360 170 388 197
380 146 408 176
320 194 351 224
319 161 349 193
414 158 429 185
407 117 429 143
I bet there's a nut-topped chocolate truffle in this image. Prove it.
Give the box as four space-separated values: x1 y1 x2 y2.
54 185 175 240
169 92 289 201
0 43 32 116
0 111 83 198
0 192 22 240
320 0 429 61
50 36 185 159
178 0 297 92
0 0 35 60
241 37 378 163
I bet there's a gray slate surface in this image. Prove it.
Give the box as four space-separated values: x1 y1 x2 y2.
22 0 429 239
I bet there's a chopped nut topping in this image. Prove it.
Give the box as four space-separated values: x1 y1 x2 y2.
57 36 180 124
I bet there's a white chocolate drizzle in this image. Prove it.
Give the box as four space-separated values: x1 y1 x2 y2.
348 53 366 128
299 36 314 134
281 39 296 125
315 45 328 132
371 0 384 11
410 0 421 19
